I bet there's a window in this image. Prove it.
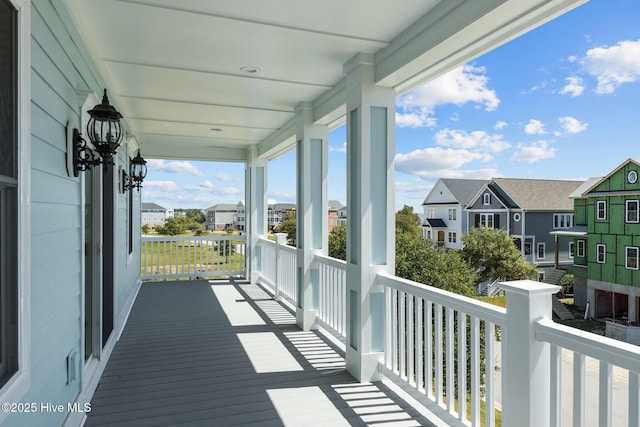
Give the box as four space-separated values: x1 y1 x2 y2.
0 0 19 388
425 208 435 219
597 244 606 264
448 232 457 243
448 208 456 221
569 241 574 259
537 243 545 260
596 201 606 220
553 214 574 229
626 247 639 270
524 242 532 256
626 200 639 223
479 213 494 228
577 240 585 257
483 193 491 205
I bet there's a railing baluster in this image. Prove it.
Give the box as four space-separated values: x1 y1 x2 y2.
458 311 467 423
598 360 612 427
630 371 640 427
485 322 495 427
416 298 424 393
573 352 585 427
550 344 562 427
446 307 454 413
435 303 443 404
470 316 480 426
426 300 433 399
399 291 406 379
408 295 415 387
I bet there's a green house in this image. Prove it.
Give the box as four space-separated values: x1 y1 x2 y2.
558 159 640 319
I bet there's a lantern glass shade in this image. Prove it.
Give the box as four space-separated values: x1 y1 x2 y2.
86 89 123 158
130 150 147 182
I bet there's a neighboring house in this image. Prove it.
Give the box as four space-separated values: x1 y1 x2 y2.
422 179 489 249
141 202 171 227
466 178 584 279
328 200 344 233
205 203 239 230
336 206 348 227
554 159 640 320
233 201 245 231
268 203 296 229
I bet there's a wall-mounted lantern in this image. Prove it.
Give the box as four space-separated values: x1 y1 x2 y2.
122 150 147 192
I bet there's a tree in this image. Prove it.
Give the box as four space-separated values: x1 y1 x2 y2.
395 231 476 296
395 205 422 235
328 224 347 261
185 209 206 224
461 227 538 283
141 224 150 234
275 216 297 246
156 217 186 236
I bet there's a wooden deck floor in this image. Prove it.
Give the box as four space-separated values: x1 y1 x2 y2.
85 279 435 426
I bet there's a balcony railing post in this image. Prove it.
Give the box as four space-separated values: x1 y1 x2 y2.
500 279 560 427
274 233 287 301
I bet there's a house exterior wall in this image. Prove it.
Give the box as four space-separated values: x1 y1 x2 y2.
2 2 142 426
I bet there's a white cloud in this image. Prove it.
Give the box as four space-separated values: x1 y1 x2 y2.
434 129 510 153
559 76 585 97
186 181 242 195
395 147 489 179
146 159 203 176
395 181 433 194
494 121 508 130
510 141 556 164
396 64 499 128
558 116 588 134
524 119 546 135
329 142 347 153
143 180 180 192
215 172 237 182
581 39 640 94
267 192 295 203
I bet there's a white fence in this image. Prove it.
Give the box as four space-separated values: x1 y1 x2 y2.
149 233 640 427
141 235 245 280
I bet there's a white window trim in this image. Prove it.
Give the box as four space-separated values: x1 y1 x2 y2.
626 200 639 223
626 246 639 270
597 244 606 264
577 240 585 258
483 193 491 205
537 242 545 260
479 213 494 228
553 213 574 229
569 241 574 259
596 200 606 220
0 0 31 414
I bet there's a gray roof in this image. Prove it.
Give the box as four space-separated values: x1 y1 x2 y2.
142 202 166 211
269 203 297 211
328 200 343 210
423 179 489 207
423 218 447 228
570 177 603 198
492 178 584 210
206 203 238 211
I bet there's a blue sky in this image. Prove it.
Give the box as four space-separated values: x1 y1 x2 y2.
143 0 640 213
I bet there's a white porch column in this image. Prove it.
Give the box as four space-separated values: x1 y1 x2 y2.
245 147 268 284
501 280 560 427
295 102 329 330
344 53 396 382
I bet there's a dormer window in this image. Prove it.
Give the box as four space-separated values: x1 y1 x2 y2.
483 193 491 205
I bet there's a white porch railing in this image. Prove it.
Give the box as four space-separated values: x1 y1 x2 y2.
141 233 640 427
141 235 246 280
315 254 347 337
377 273 505 427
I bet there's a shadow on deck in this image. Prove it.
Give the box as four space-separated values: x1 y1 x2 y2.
85 279 435 426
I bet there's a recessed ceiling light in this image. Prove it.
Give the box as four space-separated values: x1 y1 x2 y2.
210 128 222 133
240 65 261 74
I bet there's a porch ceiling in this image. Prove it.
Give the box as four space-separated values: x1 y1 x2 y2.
60 0 587 162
